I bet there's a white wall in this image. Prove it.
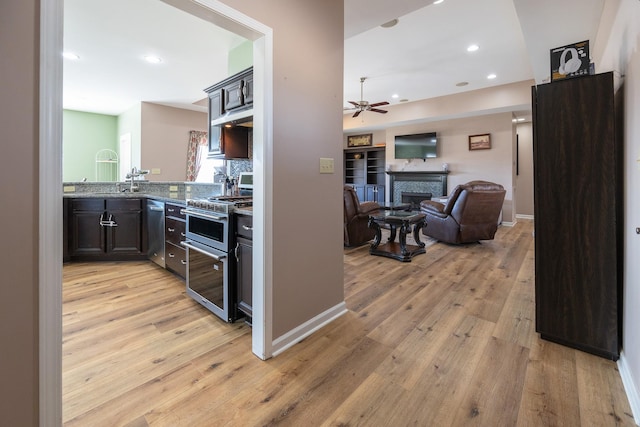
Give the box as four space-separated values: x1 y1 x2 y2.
117 103 142 172
595 0 640 421
515 122 534 216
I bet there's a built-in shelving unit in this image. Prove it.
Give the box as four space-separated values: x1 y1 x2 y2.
344 146 385 203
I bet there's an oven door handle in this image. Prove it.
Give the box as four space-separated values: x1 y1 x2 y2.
181 240 226 261
183 209 226 221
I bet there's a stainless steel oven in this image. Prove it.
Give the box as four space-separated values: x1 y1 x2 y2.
181 196 251 323
181 239 232 321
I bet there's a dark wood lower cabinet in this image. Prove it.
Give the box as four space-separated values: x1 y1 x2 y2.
164 202 186 279
235 214 253 320
68 198 146 261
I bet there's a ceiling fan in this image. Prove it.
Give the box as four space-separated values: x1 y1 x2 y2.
346 77 389 118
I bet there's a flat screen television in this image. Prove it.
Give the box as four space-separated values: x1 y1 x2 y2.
394 132 438 159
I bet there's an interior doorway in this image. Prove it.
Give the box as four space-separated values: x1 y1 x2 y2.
42 0 273 422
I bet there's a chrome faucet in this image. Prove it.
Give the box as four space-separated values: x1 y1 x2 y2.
125 166 149 192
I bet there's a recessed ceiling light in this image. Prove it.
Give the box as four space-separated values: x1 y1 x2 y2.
456 81 469 87
433 0 444 4
467 44 479 52
487 73 497 79
63 52 80 60
381 18 398 28
144 55 162 64
392 94 399 99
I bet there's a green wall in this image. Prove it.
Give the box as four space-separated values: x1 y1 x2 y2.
228 40 253 75
63 110 118 181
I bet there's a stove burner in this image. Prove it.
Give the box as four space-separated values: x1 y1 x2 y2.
209 195 253 202
186 195 253 213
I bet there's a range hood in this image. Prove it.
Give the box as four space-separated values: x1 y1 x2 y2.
211 108 253 128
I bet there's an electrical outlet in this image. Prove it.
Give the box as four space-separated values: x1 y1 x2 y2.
151 168 161 175
169 185 178 191
63 185 75 193
319 157 334 174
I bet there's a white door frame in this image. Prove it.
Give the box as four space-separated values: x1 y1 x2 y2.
40 0 273 424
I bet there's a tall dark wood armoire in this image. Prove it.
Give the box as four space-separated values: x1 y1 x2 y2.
532 71 622 360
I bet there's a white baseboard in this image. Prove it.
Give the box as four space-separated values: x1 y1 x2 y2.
271 301 348 357
501 221 516 227
618 351 640 425
516 214 534 220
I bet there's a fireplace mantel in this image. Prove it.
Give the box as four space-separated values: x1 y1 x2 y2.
387 171 449 203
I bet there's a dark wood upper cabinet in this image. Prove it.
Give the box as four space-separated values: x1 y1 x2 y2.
532 72 622 360
204 67 253 159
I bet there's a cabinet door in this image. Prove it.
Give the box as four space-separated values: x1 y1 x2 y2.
235 236 253 317
106 199 143 255
533 72 620 359
69 198 105 257
107 210 143 255
165 217 185 246
243 74 253 105
165 242 186 279
208 90 223 155
375 185 385 203
365 185 385 203
223 79 244 111
69 210 105 256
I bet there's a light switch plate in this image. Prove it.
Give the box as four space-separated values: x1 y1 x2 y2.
319 157 334 174
151 168 161 175
169 185 178 191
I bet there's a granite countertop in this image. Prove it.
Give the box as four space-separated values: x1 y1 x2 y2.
63 192 187 203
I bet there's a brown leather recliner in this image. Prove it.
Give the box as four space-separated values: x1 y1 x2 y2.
344 185 381 247
420 180 506 244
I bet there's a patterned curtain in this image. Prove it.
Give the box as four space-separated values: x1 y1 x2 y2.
186 130 208 181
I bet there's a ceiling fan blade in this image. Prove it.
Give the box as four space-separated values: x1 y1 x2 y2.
370 108 388 114
352 110 361 118
348 101 360 107
369 101 389 108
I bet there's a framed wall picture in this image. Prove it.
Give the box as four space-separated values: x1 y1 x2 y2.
347 133 373 147
469 133 491 150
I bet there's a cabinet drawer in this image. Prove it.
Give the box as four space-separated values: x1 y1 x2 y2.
165 242 186 278
106 198 142 211
166 217 186 246
71 198 104 211
236 215 253 239
165 203 185 220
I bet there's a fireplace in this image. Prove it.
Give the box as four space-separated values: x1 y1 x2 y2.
401 192 432 210
387 171 449 204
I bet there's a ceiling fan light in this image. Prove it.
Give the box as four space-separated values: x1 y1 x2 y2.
144 55 162 64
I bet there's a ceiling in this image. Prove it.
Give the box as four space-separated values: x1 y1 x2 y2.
63 0 606 119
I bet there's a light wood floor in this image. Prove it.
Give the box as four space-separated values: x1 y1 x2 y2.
62 219 635 426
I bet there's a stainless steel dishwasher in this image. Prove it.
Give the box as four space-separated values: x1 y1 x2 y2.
147 199 165 267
